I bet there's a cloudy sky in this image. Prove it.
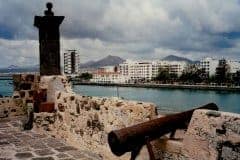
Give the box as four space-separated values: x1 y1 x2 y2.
0 0 240 67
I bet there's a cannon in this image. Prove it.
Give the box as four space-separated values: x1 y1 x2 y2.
108 103 218 160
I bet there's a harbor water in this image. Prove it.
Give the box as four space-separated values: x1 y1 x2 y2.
0 80 239 113
73 85 240 114
0 80 13 97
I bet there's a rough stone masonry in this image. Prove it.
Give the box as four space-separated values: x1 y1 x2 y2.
1 74 240 159
32 75 240 160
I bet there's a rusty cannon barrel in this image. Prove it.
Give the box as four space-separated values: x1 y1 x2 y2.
108 103 218 157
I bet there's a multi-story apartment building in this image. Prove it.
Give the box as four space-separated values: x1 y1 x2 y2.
119 60 187 81
64 50 80 75
90 72 129 83
157 61 187 76
199 57 240 76
199 57 219 76
119 60 154 81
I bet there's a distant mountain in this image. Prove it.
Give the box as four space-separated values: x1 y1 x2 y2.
162 55 194 64
7 65 20 70
80 55 125 68
0 65 39 73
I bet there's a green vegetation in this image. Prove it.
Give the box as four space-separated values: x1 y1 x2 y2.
179 67 207 84
78 72 93 80
153 61 240 86
154 68 178 83
70 72 93 82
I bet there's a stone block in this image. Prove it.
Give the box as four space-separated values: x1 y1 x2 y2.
19 83 32 90
39 102 55 113
26 74 35 82
182 109 240 160
15 152 33 159
0 97 24 118
19 91 26 98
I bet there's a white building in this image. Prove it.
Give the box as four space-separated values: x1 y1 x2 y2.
120 60 153 81
199 57 219 76
90 66 130 83
157 61 187 76
228 60 240 73
119 60 187 81
97 66 118 73
90 72 129 83
64 50 80 75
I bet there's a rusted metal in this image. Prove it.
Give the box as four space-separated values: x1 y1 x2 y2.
108 103 218 158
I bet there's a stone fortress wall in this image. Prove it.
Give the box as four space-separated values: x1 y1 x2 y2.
0 97 24 118
0 74 40 118
34 75 157 160
0 74 239 160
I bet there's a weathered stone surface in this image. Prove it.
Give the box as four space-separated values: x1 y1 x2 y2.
0 98 24 118
33 92 157 159
152 138 187 160
55 153 70 158
22 75 155 159
55 146 77 152
39 76 72 102
0 118 96 159
34 149 55 156
15 152 33 159
32 157 54 160
182 109 240 160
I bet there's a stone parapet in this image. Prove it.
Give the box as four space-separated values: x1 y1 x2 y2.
40 76 72 102
0 97 24 118
0 74 40 119
182 109 240 160
34 92 157 159
153 109 240 160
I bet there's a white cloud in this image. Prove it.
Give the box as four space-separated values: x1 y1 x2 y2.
0 38 38 67
0 0 240 67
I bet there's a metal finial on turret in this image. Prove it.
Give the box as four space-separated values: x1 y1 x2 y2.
44 2 54 16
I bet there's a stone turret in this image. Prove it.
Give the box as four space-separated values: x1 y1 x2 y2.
34 2 64 75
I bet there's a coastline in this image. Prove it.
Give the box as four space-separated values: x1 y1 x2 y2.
72 81 240 92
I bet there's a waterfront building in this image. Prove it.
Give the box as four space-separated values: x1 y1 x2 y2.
90 72 129 83
79 68 96 74
64 50 80 75
90 66 130 83
119 60 154 81
228 60 240 73
119 60 187 81
97 66 118 73
157 61 187 76
199 57 219 77
215 59 230 82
